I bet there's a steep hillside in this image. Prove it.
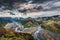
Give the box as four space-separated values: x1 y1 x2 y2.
0 27 34 40
41 18 60 34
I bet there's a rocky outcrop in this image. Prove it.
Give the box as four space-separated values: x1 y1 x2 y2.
4 22 24 32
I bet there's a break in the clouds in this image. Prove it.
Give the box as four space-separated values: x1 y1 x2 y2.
0 0 60 17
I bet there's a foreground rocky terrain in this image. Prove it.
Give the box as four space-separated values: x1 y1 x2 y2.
0 27 34 40
0 24 60 40
0 15 60 40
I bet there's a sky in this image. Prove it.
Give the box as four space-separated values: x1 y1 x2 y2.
0 0 60 18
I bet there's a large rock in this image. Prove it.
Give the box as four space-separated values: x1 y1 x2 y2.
4 22 24 32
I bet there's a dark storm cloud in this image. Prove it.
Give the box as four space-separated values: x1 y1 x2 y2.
0 0 60 13
31 0 52 3
0 0 53 5
0 0 60 17
26 0 60 11
0 0 28 10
